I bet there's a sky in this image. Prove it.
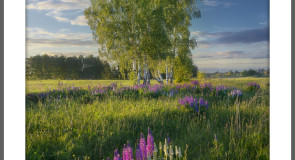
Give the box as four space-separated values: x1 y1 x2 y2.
26 0 269 73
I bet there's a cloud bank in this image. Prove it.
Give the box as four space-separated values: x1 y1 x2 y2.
27 0 90 26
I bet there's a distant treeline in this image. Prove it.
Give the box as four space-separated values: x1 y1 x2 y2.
26 54 200 80
204 69 269 78
26 54 121 80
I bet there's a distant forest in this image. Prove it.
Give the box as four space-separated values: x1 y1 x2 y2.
26 54 122 80
26 54 268 80
204 69 269 78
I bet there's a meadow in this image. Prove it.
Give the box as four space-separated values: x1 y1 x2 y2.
26 77 269 160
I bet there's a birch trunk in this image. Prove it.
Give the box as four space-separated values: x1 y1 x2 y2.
147 69 150 85
138 62 141 85
158 70 163 82
132 59 136 71
143 60 147 85
154 70 163 84
166 65 169 85
170 66 173 84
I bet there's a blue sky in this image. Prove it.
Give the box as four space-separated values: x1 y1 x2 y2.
26 0 269 72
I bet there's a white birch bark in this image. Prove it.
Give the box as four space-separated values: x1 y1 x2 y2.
143 60 147 85
158 70 163 82
147 69 150 85
166 65 169 85
138 61 141 84
170 65 173 84
132 59 136 71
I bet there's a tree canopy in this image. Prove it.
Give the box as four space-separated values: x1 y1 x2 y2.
85 0 201 84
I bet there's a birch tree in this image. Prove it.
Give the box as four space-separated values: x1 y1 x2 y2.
84 0 201 84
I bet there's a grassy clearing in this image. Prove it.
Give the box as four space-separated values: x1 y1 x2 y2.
26 77 268 93
26 77 269 160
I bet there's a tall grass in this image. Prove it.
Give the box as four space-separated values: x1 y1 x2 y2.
26 78 269 159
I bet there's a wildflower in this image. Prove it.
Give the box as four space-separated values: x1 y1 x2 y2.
247 82 260 91
201 83 212 90
199 98 204 106
167 135 171 144
140 133 147 159
191 80 200 86
114 149 121 160
146 128 154 157
178 99 186 106
215 85 228 96
205 101 209 109
136 144 143 160
127 141 133 160
230 89 242 98
123 144 127 160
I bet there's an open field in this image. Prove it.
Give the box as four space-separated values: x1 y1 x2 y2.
26 77 269 93
26 77 269 159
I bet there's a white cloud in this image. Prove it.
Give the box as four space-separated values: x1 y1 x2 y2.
26 27 99 57
40 51 98 57
54 16 70 22
203 0 218 6
26 27 95 44
70 16 88 26
193 58 269 72
202 0 236 8
26 0 89 11
26 0 90 26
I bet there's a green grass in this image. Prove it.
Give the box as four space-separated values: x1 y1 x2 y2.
26 77 269 93
26 77 269 160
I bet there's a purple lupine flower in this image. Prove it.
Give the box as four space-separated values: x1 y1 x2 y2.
136 143 143 160
230 89 242 97
176 84 181 89
204 101 209 109
194 98 199 112
247 82 260 90
107 157 110 160
215 85 227 96
178 99 186 106
140 133 147 159
199 98 205 106
184 96 194 107
123 144 128 160
127 141 133 160
146 128 154 157
183 83 187 88
201 83 213 90
191 80 200 86
114 149 121 160
167 135 171 144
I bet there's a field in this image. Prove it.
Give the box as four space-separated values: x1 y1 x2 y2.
26 77 269 160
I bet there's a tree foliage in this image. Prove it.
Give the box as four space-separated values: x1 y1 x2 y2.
26 55 120 80
84 0 201 84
